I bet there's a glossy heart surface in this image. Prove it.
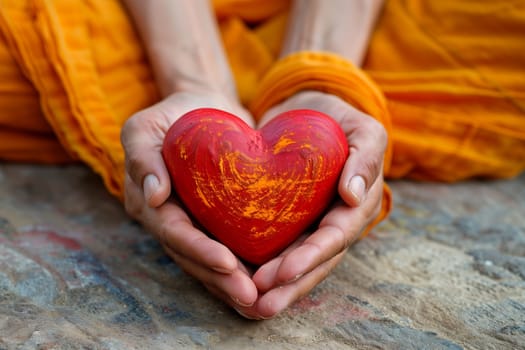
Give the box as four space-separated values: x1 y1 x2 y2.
162 108 348 265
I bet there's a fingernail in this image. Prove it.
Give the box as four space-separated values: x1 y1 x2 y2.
231 295 254 308
143 174 159 203
286 273 303 284
348 176 366 205
233 307 261 320
212 266 233 274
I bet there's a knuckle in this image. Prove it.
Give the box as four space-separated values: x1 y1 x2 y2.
157 216 185 248
121 110 167 148
360 158 382 187
121 112 143 145
323 225 349 254
157 219 173 246
125 152 145 184
371 200 383 219
123 176 143 219
123 195 141 219
319 261 334 281
364 193 384 225
337 228 351 252
124 201 137 218
358 116 388 152
376 125 388 153
372 120 388 152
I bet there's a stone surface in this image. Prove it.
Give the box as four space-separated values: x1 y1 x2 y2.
0 164 524 349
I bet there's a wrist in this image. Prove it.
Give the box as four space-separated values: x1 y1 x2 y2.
280 0 384 66
124 0 238 100
152 44 238 100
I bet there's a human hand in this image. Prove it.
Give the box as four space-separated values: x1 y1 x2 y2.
121 92 259 309
234 90 388 319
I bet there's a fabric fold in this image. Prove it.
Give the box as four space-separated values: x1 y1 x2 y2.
365 0 525 181
0 0 159 198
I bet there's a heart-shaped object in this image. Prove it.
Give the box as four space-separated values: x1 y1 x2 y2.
162 108 348 265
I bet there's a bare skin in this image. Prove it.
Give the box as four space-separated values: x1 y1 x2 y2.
121 0 386 319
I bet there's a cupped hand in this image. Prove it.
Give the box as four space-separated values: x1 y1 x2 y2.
121 92 258 308
234 90 388 319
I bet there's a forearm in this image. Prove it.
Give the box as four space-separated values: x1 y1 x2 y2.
122 0 237 99
280 0 384 66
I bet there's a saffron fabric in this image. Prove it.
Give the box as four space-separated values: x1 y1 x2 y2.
0 0 524 222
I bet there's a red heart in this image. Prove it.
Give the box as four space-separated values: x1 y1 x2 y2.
162 108 349 265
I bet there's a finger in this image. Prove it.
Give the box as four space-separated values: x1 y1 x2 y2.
132 189 239 274
255 251 346 319
203 283 262 320
148 202 239 274
252 257 283 293
268 222 349 287
338 113 387 207
123 173 146 220
121 111 171 208
267 179 384 286
164 247 258 308
253 234 308 293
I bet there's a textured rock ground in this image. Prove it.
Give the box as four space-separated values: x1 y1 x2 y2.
0 164 524 349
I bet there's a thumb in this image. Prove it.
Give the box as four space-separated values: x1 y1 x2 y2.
121 114 172 208
338 116 387 207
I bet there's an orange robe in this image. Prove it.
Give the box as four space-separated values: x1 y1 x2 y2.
0 0 524 221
